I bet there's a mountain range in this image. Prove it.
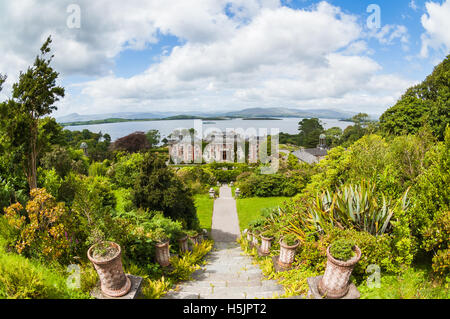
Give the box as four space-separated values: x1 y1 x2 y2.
56 107 376 123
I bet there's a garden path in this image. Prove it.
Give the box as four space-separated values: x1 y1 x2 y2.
162 185 285 299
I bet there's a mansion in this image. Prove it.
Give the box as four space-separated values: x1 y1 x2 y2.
168 132 263 164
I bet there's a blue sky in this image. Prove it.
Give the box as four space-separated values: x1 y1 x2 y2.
0 0 449 117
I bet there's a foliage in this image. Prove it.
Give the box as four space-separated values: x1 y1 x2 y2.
307 182 410 236
41 145 75 178
70 176 117 254
237 172 306 198
88 160 109 177
358 267 449 299
0 251 89 299
132 152 199 229
380 54 450 140
0 36 64 190
111 131 150 153
330 238 355 261
4 188 69 261
298 118 324 148
422 211 450 277
282 233 299 246
62 129 112 162
145 130 161 148
109 152 144 189
408 127 449 243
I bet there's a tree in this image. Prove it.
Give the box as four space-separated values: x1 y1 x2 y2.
111 131 150 153
145 129 161 148
0 73 5 92
132 153 199 229
350 113 370 127
380 54 450 140
1 36 64 190
324 127 343 147
298 118 324 148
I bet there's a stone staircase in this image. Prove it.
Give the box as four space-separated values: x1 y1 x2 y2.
162 242 285 299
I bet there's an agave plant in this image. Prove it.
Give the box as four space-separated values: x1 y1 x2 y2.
307 181 410 236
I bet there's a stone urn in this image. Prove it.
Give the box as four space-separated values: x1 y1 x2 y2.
246 229 252 243
87 241 131 297
318 245 361 299
259 235 274 256
189 233 200 246
178 235 189 253
278 238 300 268
252 231 260 248
155 240 171 267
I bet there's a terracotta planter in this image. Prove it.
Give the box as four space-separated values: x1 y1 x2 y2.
278 239 300 268
87 241 131 297
318 245 361 299
155 240 171 267
178 236 189 253
259 236 274 255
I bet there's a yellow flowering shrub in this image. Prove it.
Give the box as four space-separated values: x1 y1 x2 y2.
4 188 69 261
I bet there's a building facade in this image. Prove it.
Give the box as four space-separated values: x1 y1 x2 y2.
168 132 261 164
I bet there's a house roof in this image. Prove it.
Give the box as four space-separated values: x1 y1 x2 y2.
303 148 328 157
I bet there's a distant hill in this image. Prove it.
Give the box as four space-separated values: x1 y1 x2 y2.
56 107 373 124
56 112 165 123
223 107 357 119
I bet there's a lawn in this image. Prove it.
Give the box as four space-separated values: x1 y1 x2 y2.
236 196 290 231
194 194 215 232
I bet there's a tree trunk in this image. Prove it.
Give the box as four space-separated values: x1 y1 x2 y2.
28 118 38 190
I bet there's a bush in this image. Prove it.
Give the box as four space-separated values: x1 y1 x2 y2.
133 153 199 229
117 210 184 273
330 239 355 261
0 250 89 299
4 188 70 262
109 152 144 189
237 172 305 198
88 161 108 177
422 211 450 277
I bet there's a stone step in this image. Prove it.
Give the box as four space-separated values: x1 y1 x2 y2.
161 291 200 299
191 271 265 282
179 279 281 290
200 265 262 273
176 286 285 297
199 290 285 299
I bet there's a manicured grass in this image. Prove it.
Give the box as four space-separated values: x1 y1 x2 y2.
194 194 214 232
236 196 290 231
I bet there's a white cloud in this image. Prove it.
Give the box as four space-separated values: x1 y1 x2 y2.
409 0 418 11
420 0 450 58
0 1 415 116
368 24 410 51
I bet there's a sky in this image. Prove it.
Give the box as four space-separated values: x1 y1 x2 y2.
0 0 449 117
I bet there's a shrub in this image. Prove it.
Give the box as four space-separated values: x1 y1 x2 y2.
88 161 108 177
330 239 355 261
37 168 62 198
282 233 299 246
132 152 199 229
109 152 144 189
422 211 450 277
4 188 70 262
111 131 150 153
0 251 89 299
307 181 410 236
